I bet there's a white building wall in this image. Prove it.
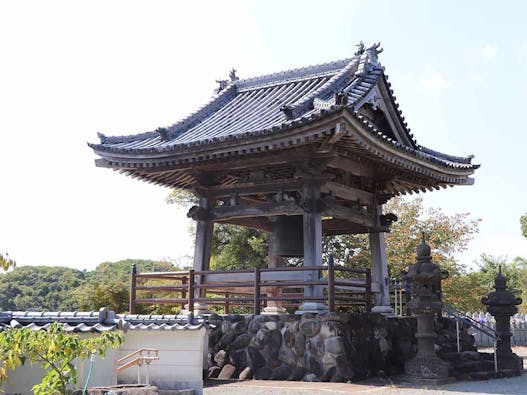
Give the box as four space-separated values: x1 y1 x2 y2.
1 329 207 395
117 329 206 394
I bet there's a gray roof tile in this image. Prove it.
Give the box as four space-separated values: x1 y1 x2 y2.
0 309 207 333
89 44 477 172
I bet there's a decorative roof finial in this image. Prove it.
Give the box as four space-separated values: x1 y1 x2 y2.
355 42 383 77
156 127 169 141
229 68 239 82
355 41 365 56
215 79 228 93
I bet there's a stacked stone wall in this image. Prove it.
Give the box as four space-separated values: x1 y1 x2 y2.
207 312 474 382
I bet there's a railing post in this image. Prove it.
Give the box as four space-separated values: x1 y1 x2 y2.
456 318 461 352
146 361 150 385
399 285 403 316
225 292 230 314
393 280 398 315
254 267 261 315
328 254 335 312
365 269 372 312
181 276 188 311
188 270 195 318
130 264 137 314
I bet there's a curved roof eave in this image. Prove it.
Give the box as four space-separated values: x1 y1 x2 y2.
92 106 478 180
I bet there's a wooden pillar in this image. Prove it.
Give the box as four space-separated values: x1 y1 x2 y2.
297 184 326 313
191 196 213 315
370 204 393 315
193 196 213 272
262 232 287 314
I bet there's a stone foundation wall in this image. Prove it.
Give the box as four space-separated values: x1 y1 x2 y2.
207 312 475 382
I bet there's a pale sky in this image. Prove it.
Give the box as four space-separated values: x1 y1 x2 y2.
1 0 526 270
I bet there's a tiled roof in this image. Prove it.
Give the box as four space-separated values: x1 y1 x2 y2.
90 44 432 155
89 42 478 188
0 308 207 333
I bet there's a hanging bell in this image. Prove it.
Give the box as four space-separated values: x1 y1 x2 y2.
273 215 304 257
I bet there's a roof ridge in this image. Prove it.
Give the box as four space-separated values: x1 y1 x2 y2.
280 57 361 119
419 146 475 164
235 57 354 90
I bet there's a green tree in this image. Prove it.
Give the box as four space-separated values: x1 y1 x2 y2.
442 273 490 312
73 259 179 313
0 323 123 395
0 266 86 311
0 252 15 271
442 254 527 313
211 224 269 270
521 213 527 238
325 197 480 277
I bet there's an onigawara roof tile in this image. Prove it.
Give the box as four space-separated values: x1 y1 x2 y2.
0 308 208 333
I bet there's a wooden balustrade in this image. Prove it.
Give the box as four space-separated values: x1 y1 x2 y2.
129 261 372 314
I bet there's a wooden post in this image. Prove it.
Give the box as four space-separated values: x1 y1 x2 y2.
225 292 230 314
328 254 335 312
181 276 187 311
193 196 214 273
369 204 393 315
262 232 287 314
254 267 261 315
298 183 326 313
129 264 137 314
192 196 214 313
188 270 195 316
365 269 372 312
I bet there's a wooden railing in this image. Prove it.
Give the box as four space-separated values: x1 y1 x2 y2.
117 348 159 384
129 262 371 314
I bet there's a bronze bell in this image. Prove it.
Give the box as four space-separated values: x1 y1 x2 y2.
273 215 304 257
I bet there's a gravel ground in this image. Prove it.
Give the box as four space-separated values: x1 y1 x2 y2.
203 347 527 395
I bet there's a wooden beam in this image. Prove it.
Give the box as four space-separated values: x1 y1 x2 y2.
210 201 301 221
194 147 315 172
322 181 374 206
196 178 305 198
322 218 369 235
327 156 374 177
323 205 375 228
215 217 274 232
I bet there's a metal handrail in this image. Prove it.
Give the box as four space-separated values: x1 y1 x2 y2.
442 304 499 372
117 348 159 384
442 305 498 340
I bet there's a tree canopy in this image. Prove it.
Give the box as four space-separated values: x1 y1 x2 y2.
521 213 527 238
0 252 16 271
0 322 123 394
0 259 179 314
325 197 480 277
0 266 86 311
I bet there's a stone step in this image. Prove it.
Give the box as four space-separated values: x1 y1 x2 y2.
158 390 195 395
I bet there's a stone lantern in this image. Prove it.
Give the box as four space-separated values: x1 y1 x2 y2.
481 266 523 372
404 236 451 384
